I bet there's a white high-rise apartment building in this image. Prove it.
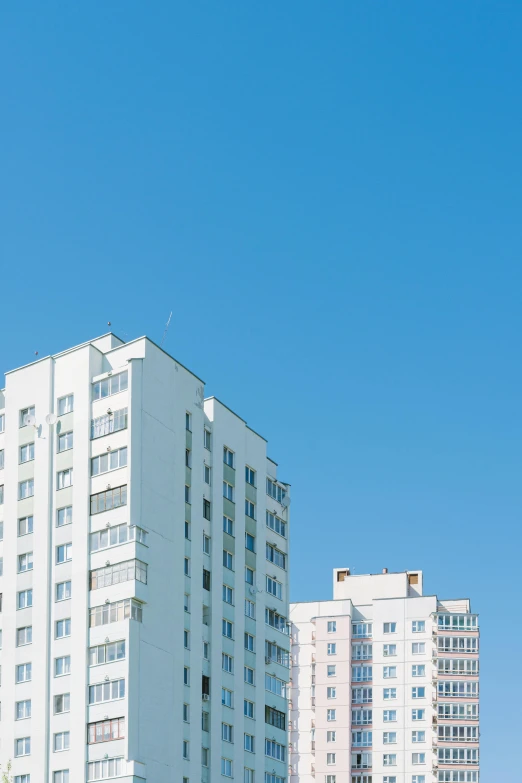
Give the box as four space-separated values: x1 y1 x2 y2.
0 333 291 783
290 568 479 783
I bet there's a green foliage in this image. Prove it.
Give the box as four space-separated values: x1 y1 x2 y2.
0 760 12 783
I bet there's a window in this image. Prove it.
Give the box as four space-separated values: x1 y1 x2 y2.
56 581 72 601
56 543 72 563
91 447 127 476
352 709 372 725
203 499 211 520
202 568 211 591
245 466 256 485
266 477 286 503
182 703 190 723
244 770 254 783
89 679 125 705
245 499 255 518
54 693 70 714
383 709 397 722
327 709 336 721
90 485 127 514
328 620 337 632
265 739 286 761
383 644 396 656
16 700 31 719
55 656 71 676
58 395 74 415
182 740 189 759
20 407 35 427
204 428 211 450
352 687 372 704
352 753 372 769
245 599 255 618
54 731 70 752
327 643 337 655
18 552 33 572
91 407 128 439
223 482 234 501
56 506 72 528
89 598 143 627
352 731 372 747
204 464 210 483
412 687 426 699
0 484 3 504
87 717 125 744
438 681 479 698
58 432 73 453
222 653 234 673
223 550 233 570
412 777 425 783
90 558 147 589
265 607 288 633
185 412 191 431
383 622 396 634
383 779 397 783
90 523 147 551
383 754 397 766
266 511 286 537
89 641 125 666
437 613 478 631
223 516 234 535
223 584 233 604
327 665 336 677
222 688 233 707
245 566 254 585
383 666 396 678
184 629 190 649
0 413 4 432
17 624 33 645
412 620 426 633
412 753 426 764
15 737 31 757
16 663 32 683
412 642 425 654
352 622 372 638
327 730 336 742
265 705 286 730
184 667 190 685
265 640 289 667
184 485 190 503
222 619 233 639
266 575 282 599
221 758 233 778
412 665 426 677
244 631 255 652
383 732 397 744
352 665 372 681
265 673 286 697
352 643 372 660
57 468 73 489
184 593 190 613
202 748 210 767
223 447 234 467
19 479 34 499
184 520 190 540
92 370 128 400
56 618 71 638
86 759 123 781
244 734 254 753
14 776 31 783
20 443 35 463
18 516 34 536
266 542 286 569
383 688 397 700
412 730 426 743
222 722 233 743
244 699 254 718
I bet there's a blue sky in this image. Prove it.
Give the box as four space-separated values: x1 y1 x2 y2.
2 2 521 776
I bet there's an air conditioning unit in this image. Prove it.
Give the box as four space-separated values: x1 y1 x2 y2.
202 694 210 701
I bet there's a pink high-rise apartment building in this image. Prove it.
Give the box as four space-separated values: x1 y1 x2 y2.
289 568 479 783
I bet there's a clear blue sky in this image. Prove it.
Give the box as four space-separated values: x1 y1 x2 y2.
2 2 521 776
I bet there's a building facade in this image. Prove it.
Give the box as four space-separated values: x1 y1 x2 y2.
290 569 479 783
0 333 291 783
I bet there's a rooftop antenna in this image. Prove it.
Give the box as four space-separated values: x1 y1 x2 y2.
161 311 173 347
